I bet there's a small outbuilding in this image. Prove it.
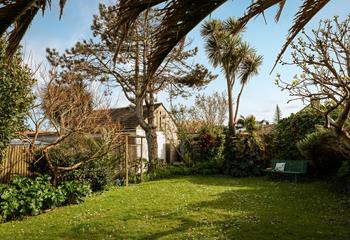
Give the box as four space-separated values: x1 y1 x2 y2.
105 103 179 164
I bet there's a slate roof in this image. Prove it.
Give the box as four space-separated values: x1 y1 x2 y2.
104 103 163 131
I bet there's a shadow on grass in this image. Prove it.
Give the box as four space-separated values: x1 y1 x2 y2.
57 177 349 240
184 175 272 188
60 187 258 239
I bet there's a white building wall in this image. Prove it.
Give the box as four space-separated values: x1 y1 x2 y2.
135 127 148 160
134 126 166 161
156 131 166 161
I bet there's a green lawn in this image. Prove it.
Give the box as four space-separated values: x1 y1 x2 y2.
0 176 349 240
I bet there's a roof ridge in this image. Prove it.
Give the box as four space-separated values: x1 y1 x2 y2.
98 102 163 112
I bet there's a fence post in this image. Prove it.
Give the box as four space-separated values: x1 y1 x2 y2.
125 135 129 187
140 137 143 183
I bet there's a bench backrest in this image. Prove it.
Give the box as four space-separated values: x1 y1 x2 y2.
271 160 307 173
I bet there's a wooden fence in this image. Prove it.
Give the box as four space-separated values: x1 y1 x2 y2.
0 145 35 183
0 136 144 185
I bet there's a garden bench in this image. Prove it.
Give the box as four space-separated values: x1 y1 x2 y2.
265 159 307 182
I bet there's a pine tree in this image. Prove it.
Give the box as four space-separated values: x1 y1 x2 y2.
274 105 282 123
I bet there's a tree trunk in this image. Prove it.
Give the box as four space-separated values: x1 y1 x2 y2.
145 128 157 170
330 99 350 149
227 80 234 130
51 169 59 187
224 66 236 130
145 92 158 170
338 131 350 150
43 148 59 187
233 83 245 125
134 97 158 171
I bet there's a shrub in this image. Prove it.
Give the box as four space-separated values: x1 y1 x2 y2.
58 181 91 205
181 126 224 164
0 176 91 222
0 38 35 153
223 127 236 163
297 129 348 174
334 160 350 193
223 133 266 177
31 143 119 192
297 128 350 192
197 128 224 162
145 161 222 181
0 176 64 221
61 153 118 192
269 108 324 160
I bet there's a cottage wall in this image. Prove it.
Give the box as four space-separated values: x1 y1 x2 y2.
154 106 179 163
134 127 166 161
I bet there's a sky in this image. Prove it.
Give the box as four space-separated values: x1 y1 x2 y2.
22 0 349 122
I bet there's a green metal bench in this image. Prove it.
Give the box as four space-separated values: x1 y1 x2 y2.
266 159 308 182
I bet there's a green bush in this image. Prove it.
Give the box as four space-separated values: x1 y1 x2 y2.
183 126 224 163
145 161 222 181
59 181 92 205
61 153 118 192
297 129 350 191
0 38 35 153
0 176 63 221
334 160 350 193
0 176 91 222
196 127 224 162
297 130 347 174
269 108 324 160
31 142 119 192
223 133 266 177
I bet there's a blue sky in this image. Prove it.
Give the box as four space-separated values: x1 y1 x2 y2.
22 0 349 122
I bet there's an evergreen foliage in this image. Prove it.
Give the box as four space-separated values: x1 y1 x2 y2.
0 38 35 153
274 104 282 123
0 176 91 222
223 129 266 177
269 108 324 160
297 129 348 174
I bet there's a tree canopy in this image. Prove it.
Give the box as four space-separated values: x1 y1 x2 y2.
0 0 67 58
110 0 331 77
46 5 214 167
201 18 262 129
0 0 333 72
277 15 350 148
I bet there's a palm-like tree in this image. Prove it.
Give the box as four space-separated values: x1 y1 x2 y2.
234 50 263 123
1 0 332 71
108 0 331 77
0 0 67 58
236 115 259 136
201 18 261 130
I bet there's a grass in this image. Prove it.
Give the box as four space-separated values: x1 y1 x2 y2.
0 176 349 240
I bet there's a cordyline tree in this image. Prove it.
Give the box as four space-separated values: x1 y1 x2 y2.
98 0 333 79
26 72 121 186
236 115 268 136
1 0 335 69
46 6 214 169
0 0 67 58
201 18 263 129
277 15 350 148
